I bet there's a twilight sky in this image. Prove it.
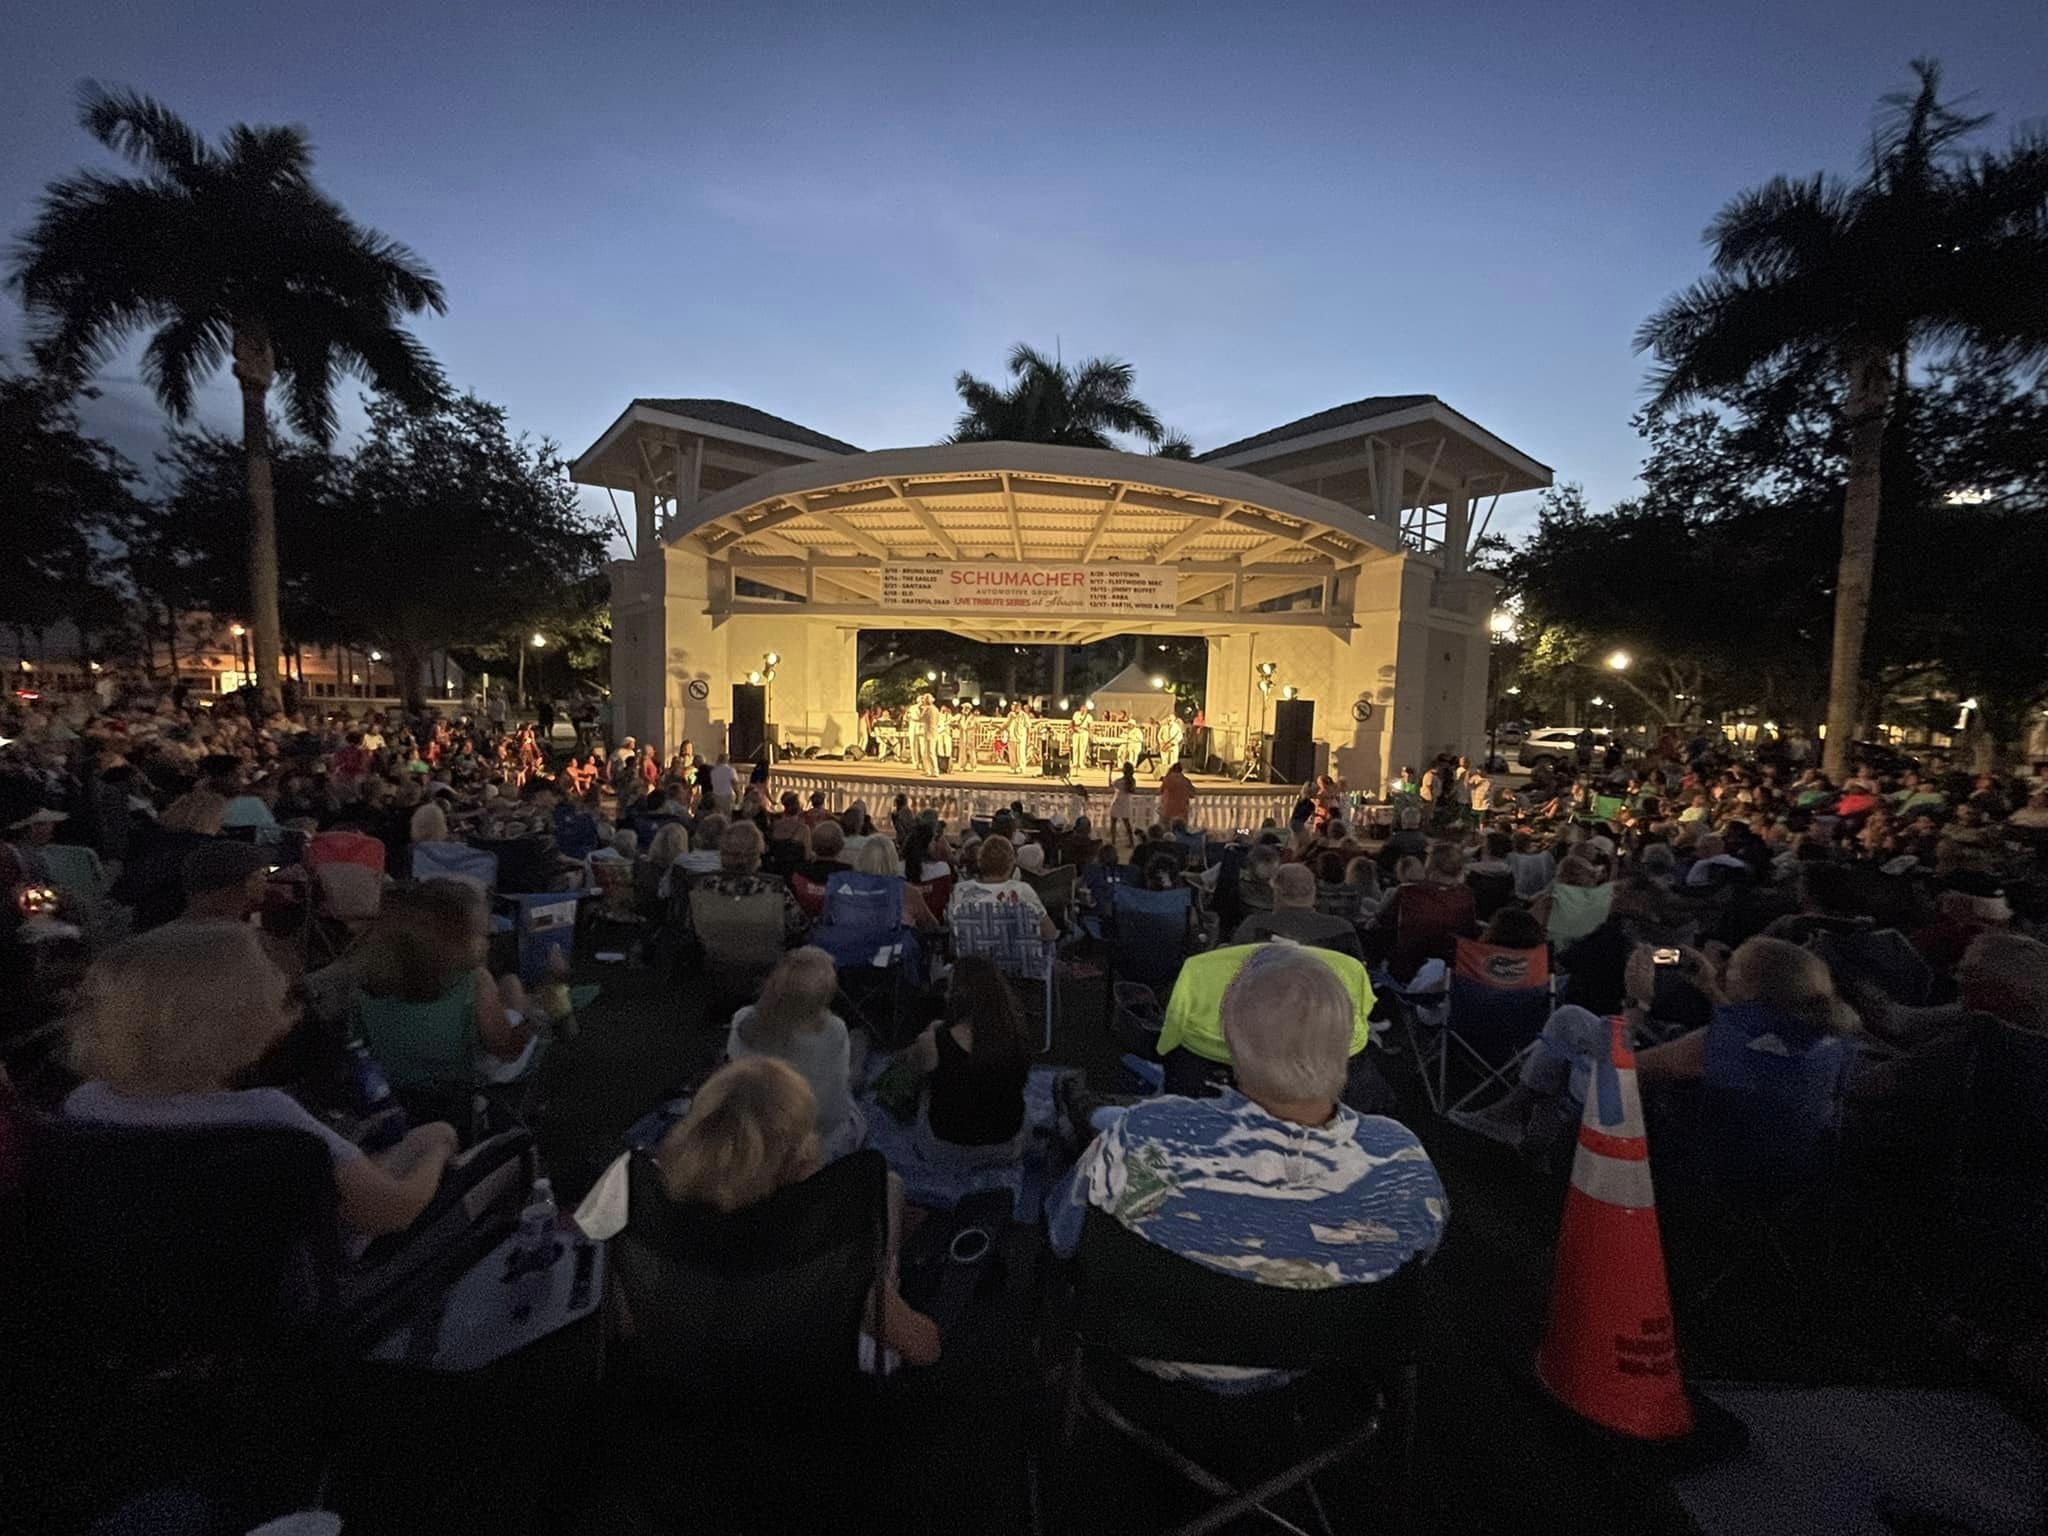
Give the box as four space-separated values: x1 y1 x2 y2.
4 0 2043 542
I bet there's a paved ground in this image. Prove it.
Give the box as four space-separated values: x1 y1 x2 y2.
343 938 1977 1536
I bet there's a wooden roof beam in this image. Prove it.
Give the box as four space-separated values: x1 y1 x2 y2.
1079 484 1129 562
885 478 960 559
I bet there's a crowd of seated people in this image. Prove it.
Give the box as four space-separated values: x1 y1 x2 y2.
8 674 2048 1526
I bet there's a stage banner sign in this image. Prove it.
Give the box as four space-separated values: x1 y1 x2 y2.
880 562 1179 616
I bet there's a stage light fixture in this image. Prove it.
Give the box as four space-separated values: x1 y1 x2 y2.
748 670 763 685
1281 685 1298 700
765 652 780 666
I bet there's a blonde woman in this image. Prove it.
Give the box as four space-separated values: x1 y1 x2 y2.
849 833 938 929
655 1058 939 1366
64 921 456 1236
727 947 863 1158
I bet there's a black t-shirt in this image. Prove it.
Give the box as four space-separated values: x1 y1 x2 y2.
927 1025 1028 1147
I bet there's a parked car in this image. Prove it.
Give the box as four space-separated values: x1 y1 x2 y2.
1517 727 1611 770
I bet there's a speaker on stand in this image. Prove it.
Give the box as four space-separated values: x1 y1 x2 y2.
730 683 767 762
1271 698 1316 786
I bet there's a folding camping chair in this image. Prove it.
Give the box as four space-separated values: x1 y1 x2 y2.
1042 1208 1425 1536
303 829 386 966
814 870 914 1042
1021 863 1079 940
1102 885 1194 1018
1415 938 1552 1116
950 897 1059 1051
688 886 788 1024
1665 1009 1854 1305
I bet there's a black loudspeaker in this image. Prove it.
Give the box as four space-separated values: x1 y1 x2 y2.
1272 698 1316 785
730 684 767 762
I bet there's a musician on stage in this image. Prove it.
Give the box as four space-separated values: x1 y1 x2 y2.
934 703 954 775
1157 708 1185 772
1122 715 1147 772
957 699 979 770
1005 700 1031 771
1070 703 1093 777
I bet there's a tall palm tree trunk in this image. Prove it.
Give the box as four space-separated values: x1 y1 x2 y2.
1821 346 1895 779
234 327 284 716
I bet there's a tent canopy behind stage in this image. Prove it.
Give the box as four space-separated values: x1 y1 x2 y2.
1086 659 1177 719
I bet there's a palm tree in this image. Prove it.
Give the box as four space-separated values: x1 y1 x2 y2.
1636 59 2048 777
950 342 1181 451
10 85 446 712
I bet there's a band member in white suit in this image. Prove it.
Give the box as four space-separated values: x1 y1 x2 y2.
1070 705 1093 776
1006 702 1031 771
958 701 978 770
904 695 929 774
1157 709 1185 770
1122 717 1145 771
934 704 954 775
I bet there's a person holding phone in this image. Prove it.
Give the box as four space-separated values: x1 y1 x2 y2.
1450 937 1855 1152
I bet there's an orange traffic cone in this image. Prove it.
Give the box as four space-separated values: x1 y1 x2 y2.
1535 1015 1694 1441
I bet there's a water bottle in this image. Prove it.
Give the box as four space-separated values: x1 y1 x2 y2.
347 1041 406 1152
506 1177 559 1322
347 1040 394 1115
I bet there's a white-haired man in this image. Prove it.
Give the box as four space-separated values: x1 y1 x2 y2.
1049 946 1446 1389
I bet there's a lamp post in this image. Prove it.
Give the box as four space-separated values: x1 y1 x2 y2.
1249 660 1278 782
762 653 780 749
230 623 249 687
519 632 545 710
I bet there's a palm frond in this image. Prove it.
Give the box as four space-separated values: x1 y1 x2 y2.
140 312 232 419
78 83 213 180
1636 271 1850 405
1005 342 1059 381
1153 432 1196 459
1872 58 1991 192
221 122 315 191
1708 174 1854 281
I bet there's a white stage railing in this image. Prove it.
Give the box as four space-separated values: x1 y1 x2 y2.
766 768 1300 839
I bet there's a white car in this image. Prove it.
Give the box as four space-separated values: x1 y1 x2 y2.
1517 727 1610 769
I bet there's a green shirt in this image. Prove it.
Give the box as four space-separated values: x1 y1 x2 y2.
1158 944 1374 1065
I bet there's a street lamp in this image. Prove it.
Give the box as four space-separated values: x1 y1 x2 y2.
1488 609 1516 637
229 623 251 686
1606 650 1631 672
1150 675 1166 689
518 632 546 709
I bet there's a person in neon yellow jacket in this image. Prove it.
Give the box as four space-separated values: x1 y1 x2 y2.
1159 942 1375 1065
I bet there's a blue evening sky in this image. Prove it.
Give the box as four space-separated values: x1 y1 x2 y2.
4 0 2042 543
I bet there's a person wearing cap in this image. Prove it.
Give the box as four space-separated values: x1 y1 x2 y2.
1912 872 2013 980
176 840 272 926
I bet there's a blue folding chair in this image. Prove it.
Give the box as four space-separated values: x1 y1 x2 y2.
1679 1002 1854 1302
815 870 917 1039
1101 885 1193 1020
